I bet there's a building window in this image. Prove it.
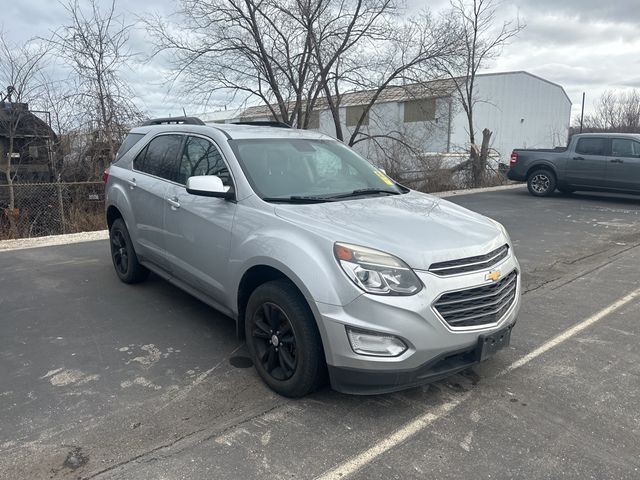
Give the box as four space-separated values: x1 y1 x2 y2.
403 98 436 123
29 145 40 159
307 111 320 129
346 105 369 127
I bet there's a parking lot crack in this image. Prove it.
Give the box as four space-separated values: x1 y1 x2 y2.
82 402 286 480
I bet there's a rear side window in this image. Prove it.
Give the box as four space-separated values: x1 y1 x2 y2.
611 139 640 158
575 138 607 156
115 133 145 162
176 136 232 186
133 134 183 181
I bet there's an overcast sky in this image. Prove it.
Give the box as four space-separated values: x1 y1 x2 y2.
3 0 640 122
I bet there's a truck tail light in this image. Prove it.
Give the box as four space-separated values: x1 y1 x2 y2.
102 168 110 183
509 151 518 167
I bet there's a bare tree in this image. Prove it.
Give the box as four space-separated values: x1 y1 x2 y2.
440 0 523 186
38 77 85 180
146 0 318 128
340 12 460 147
0 33 49 236
581 89 640 133
297 0 399 138
147 0 459 149
49 0 143 178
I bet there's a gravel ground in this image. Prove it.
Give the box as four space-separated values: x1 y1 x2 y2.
0 230 109 252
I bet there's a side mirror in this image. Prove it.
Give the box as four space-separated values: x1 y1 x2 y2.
186 175 234 199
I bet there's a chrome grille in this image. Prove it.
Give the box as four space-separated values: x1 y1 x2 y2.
429 245 509 276
433 270 518 328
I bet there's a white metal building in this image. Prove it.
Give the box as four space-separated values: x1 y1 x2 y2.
203 71 571 165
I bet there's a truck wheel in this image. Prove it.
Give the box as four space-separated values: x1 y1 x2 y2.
527 169 557 197
245 280 326 397
109 218 149 284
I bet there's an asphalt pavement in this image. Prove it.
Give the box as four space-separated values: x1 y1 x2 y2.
1 186 639 479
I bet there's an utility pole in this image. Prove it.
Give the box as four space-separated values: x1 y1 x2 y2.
579 92 585 133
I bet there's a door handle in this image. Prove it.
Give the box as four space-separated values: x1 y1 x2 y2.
127 178 137 189
167 197 181 209
609 158 624 164
572 156 584 161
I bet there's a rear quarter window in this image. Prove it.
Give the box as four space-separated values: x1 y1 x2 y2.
115 133 145 163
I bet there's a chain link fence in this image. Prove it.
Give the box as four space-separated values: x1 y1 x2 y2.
0 182 105 240
0 164 511 241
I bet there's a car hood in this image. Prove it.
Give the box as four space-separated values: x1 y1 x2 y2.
274 191 507 271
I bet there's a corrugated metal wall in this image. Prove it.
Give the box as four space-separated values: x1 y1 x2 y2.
448 72 572 159
205 71 572 165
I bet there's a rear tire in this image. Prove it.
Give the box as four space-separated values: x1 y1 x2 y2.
245 280 326 397
527 169 557 197
109 218 149 284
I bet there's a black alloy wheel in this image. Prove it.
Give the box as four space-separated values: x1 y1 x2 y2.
251 302 297 380
244 280 325 397
109 218 149 284
111 228 129 276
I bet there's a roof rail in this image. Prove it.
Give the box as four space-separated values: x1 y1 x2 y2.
231 121 291 129
141 117 205 126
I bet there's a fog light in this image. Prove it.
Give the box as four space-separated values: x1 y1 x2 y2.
346 327 407 357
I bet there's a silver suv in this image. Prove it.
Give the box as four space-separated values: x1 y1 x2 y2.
104 117 521 397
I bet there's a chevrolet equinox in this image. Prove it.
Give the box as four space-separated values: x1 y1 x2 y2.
104 117 521 397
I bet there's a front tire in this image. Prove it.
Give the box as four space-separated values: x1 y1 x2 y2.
527 169 557 197
245 280 326 397
109 218 149 284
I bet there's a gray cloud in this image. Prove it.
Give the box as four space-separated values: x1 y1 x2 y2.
2 0 640 121
488 2 640 119
520 14 638 46
513 0 639 24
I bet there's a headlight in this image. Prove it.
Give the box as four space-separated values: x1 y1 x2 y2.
333 242 422 295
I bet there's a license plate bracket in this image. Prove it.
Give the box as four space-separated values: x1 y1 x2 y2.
476 324 513 362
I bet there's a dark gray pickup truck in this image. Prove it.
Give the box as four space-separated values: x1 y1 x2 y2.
507 133 640 196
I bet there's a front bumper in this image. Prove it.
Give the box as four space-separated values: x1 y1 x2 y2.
316 253 521 394
328 321 515 394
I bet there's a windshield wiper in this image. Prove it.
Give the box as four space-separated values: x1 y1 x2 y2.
262 196 334 203
263 189 402 203
327 188 402 199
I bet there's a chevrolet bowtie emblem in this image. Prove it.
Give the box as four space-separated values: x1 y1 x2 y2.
485 271 501 282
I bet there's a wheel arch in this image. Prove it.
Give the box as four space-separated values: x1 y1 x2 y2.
106 205 123 231
235 262 324 343
105 178 136 242
525 161 558 180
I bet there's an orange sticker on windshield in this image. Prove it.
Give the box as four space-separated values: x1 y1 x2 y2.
374 169 394 186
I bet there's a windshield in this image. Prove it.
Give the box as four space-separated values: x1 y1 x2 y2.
229 138 405 201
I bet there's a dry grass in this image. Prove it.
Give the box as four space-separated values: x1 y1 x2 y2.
65 205 106 234
0 182 104 240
